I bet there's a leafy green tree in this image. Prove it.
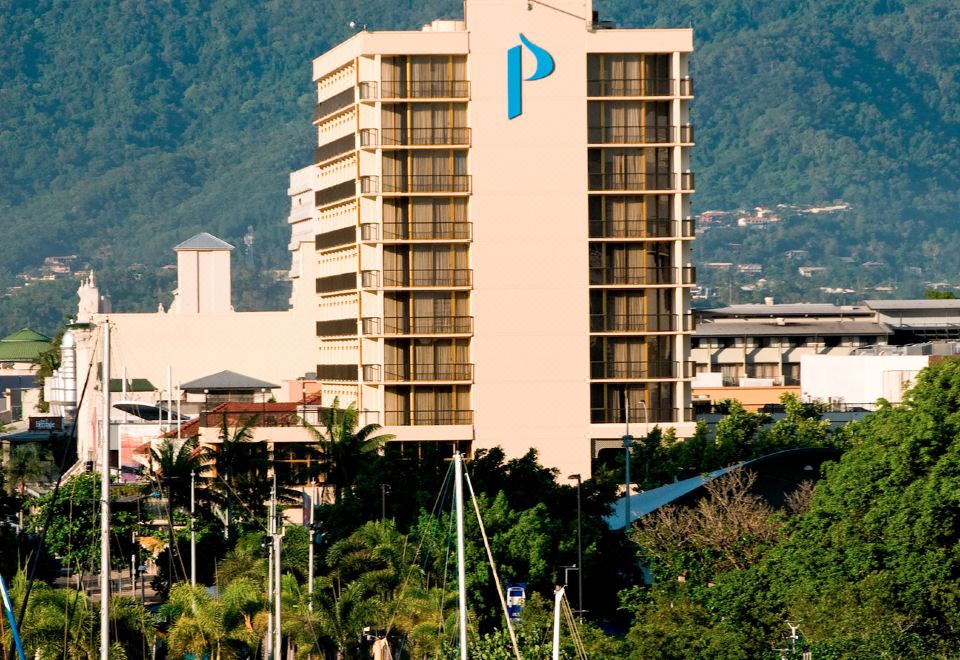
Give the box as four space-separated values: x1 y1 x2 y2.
4 443 54 527
766 358 960 657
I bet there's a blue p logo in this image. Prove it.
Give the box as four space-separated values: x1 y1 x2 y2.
507 33 555 119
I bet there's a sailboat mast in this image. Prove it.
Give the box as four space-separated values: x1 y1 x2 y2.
100 320 111 660
454 451 468 660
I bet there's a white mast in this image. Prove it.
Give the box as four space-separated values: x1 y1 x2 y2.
100 320 111 660
454 452 468 660
552 586 564 660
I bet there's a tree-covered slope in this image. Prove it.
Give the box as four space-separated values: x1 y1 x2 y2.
2 0 959 330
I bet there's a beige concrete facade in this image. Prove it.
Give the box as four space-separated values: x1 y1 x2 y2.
300 0 696 476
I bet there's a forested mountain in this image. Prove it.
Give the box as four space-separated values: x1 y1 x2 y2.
2 0 959 334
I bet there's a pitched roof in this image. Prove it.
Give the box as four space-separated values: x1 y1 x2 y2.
0 328 52 362
180 370 279 391
173 232 234 251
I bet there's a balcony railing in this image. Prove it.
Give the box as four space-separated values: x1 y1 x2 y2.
589 313 692 333
360 223 379 241
380 127 471 146
678 124 694 143
588 218 674 239
587 78 673 97
381 174 471 193
313 88 355 122
359 81 378 100
679 171 695 191
384 363 474 381
590 360 680 379
385 409 474 425
383 316 473 334
679 77 694 96
360 176 379 194
382 268 473 287
680 217 696 237
361 317 382 335
590 407 681 424
588 172 674 191
682 266 696 284
316 272 356 294
313 134 355 164
361 270 380 288
362 364 381 382
587 125 675 144
381 80 470 99
382 221 472 240
589 266 677 286
360 128 378 147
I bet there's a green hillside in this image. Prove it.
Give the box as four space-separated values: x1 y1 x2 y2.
1 0 959 334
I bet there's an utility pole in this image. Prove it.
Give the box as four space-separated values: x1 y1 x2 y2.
307 486 315 612
622 402 632 533
99 320 111 660
454 452 468 660
190 470 196 586
567 473 583 620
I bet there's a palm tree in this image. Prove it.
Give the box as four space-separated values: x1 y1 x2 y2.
302 398 394 503
148 436 209 583
4 443 53 528
200 415 272 536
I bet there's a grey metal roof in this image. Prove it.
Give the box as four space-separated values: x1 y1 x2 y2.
701 303 872 317
695 321 891 337
180 370 278 391
865 299 960 311
174 232 235 251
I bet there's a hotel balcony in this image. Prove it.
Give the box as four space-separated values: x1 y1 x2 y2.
587 124 693 145
381 127 471 147
312 87 355 122
383 316 473 335
316 318 358 337
316 363 358 381
590 406 692 424
382 221 472 241
315 180 356 208
588 172 674 192
360 128 379 148
313 134 355 164
315 272 356 294
588 218 676 240
586 77 674 97
588 313 693 333
380 80 470 99
383 362 474 382
381 174 471 194
588 266 684 286
382 268 473 288
385 409 474 425
315 225 356 251
359 81 378 100
590 360 692 380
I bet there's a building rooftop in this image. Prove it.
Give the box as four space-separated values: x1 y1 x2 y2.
0 328 52 362
180 370 279 391
865 299 960 311
173 232 235 251
695 321 891 337
702 303 872 318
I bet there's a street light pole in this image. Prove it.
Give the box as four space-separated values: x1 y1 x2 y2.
190 470 196 586
380 484 391 520
623 403 633 533
567 474 583 621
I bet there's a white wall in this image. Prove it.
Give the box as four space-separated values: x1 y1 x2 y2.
800 354 930 406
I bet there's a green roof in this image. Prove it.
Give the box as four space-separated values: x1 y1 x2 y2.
0 328 52 362
109 378 156 393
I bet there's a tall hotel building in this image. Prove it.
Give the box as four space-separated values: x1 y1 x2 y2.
287 0 696 476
